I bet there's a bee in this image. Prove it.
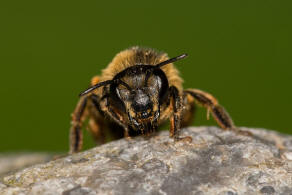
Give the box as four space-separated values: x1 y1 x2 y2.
69 46 250 153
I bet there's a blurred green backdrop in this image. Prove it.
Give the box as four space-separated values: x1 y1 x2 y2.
0 0 291 152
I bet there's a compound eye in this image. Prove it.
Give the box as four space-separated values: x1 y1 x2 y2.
116 88 130 100
156 76 162 90
147 75 162 95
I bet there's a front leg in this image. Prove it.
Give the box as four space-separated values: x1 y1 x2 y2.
169 86 192 142
185 89 252 136
99 95 131 139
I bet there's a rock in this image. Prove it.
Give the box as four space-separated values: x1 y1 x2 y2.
1 126 292 195
0 153 53 177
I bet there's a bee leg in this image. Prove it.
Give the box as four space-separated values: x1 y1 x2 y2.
124 129 132 140
107 106 131 139
87 117 106 145
184 89 252 136
169 86 193 142
99 95 131 139
69 96 88 154
181 91 196 127
92 93 130 140
88 94 109 144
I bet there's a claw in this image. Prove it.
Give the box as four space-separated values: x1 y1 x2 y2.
174 136 193 143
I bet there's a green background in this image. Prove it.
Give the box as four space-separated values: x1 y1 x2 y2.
0 0 291 152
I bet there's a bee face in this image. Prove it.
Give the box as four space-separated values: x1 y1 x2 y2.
112 65 168 130
131 89 153 118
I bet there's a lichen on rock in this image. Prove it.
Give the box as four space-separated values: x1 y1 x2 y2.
0 126 292 195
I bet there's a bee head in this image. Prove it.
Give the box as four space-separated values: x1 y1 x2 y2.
79 53 188 131
112 66 168 130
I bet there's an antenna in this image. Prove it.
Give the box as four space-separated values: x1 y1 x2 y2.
79 80 113 96
144 53 188 85
155 53 188 68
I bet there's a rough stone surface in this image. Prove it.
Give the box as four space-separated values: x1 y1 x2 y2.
1 126 292 195
0 153 53 177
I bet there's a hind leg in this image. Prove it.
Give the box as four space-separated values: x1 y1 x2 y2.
184 89 252 136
